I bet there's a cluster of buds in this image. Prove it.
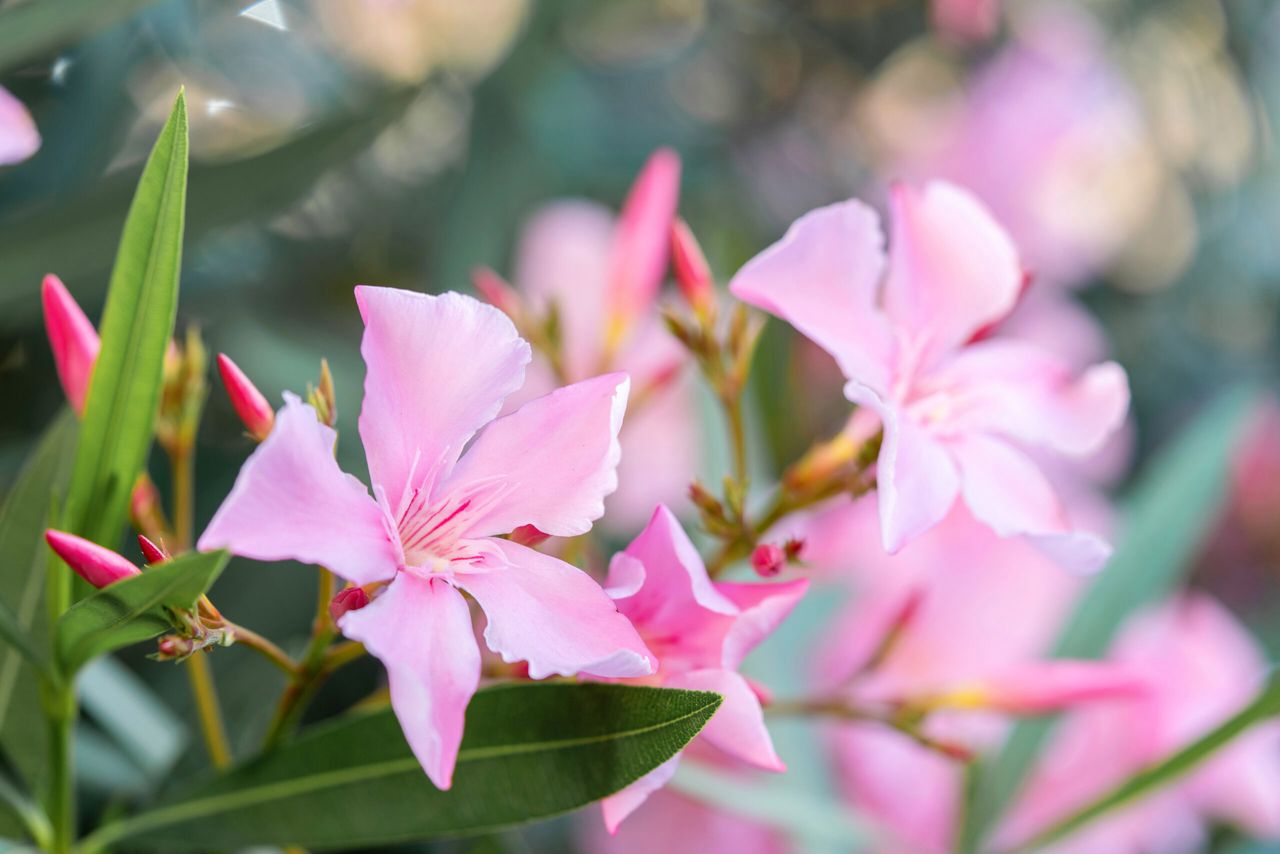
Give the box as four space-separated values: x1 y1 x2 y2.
471 266 568 380
307 359 337 429
157 326 209 457
749 537 805 578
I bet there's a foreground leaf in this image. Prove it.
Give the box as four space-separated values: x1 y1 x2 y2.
0 0 159 73
962 387 1258 850
1015 672 1280 851
85 683 722 850
61 91 187 548
0 413 77 790
55 550 227 675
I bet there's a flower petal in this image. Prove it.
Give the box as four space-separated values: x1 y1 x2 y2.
729 200 894 392
666 669 784 772
443 372 629 539
601 755 682 834
338 573 480 790
848 382 960 553
951 433 1111 573
198 393 397 586
882 182 1022 366
712 579 810 671
606 148 681 336
355 287 531 509
454 538 653 680
0 86 39 165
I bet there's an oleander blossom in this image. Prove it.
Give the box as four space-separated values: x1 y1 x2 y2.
730 181 1129 572
594 505 808 833
0 85 39 165
199 287 654 789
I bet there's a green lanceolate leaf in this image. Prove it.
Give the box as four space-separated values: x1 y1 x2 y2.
61 91 187 549
85 683 722 850
0 413 77 790
961 386 1259 851
54 550 227 675
0 0 160 73
1015 672 1280 852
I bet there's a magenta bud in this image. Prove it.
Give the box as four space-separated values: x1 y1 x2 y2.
671 218 714 315
329 587 370 622
45 529 141 589
750 543 786 578
137 534 169 565
41 274 100 416
157 635 194 659
217 353 275 442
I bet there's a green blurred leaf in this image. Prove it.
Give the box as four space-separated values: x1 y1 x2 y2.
79 656 187 783
60 91 186 548
54 550 227 675
86 683 722 850
0 0 158 73
962 386 1258 850
0 413 77 790
1015 672 1280 852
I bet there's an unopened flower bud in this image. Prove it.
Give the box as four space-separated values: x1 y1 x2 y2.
156 635 195 660
751 543 786 577
308 359 337 428
45 529 141 588
509 525 550 548
783 537 806 562
329 587 371 622
671 218 715 318
41 274 100 415
137 534 169 565
688 480 724 517
471 266 523 321
217 353 274 441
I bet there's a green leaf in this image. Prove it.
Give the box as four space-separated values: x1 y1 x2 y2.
0 414 77 790
85 683 722 850
60 91 187 549
0 0 159 73
54 550 227 675
1014 672 1280 852
961 387 1258 851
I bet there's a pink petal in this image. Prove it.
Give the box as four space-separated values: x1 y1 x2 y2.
950 433 1111 572
0 86 39 165
355 287 531 509
979 660 1146 714
601 755 682 834
198 393 397 586
882 182 1022 368
338 573 480 790
729 200 894 393
712 579 810 671
666 669 784 772
928 339 1129 456
848 382 960 553
606 149 681 339
452 538 653 679
443 372 629 539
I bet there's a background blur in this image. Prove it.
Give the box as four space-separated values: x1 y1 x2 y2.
2 0 1280 851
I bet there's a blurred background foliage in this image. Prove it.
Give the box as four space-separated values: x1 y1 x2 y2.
2 0 1280 850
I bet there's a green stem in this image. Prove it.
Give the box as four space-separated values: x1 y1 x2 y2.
261 569 343 749
45 686 75 854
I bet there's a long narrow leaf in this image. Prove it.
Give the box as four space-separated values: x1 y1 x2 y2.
61 91 187 548
55 550 227 675
85 683 722 850
962 387 1258 849
0 0 159 73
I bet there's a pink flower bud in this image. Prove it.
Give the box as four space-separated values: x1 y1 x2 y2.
157 635 194 659
751 543 786 577
509 525 550 548
41 274 100 415
671 218 714 315
137 534 169 565
329 587 370 622
45 529 141 588
216 353 275 442
471 266 522 320
978 661 1147 715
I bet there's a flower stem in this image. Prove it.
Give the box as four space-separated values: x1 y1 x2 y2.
261 568 344 749
45 686 75 854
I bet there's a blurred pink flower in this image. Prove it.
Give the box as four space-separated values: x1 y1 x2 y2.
499 150 697 530
731 182 1129 572
802 498 1137 852
897 5 1153 288
999 594 1280 852
199 287 653 789
932 0 999 44
0 86 39 165
595 505 808 832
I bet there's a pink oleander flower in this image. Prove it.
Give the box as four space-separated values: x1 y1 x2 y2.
198 287 654 789
999 594 1280 853
731 181 1129 572
42 274 101 415
46 529 142 589
800 498 1140 853
491 149 696 530
595 505 808 833
0 86 40 165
